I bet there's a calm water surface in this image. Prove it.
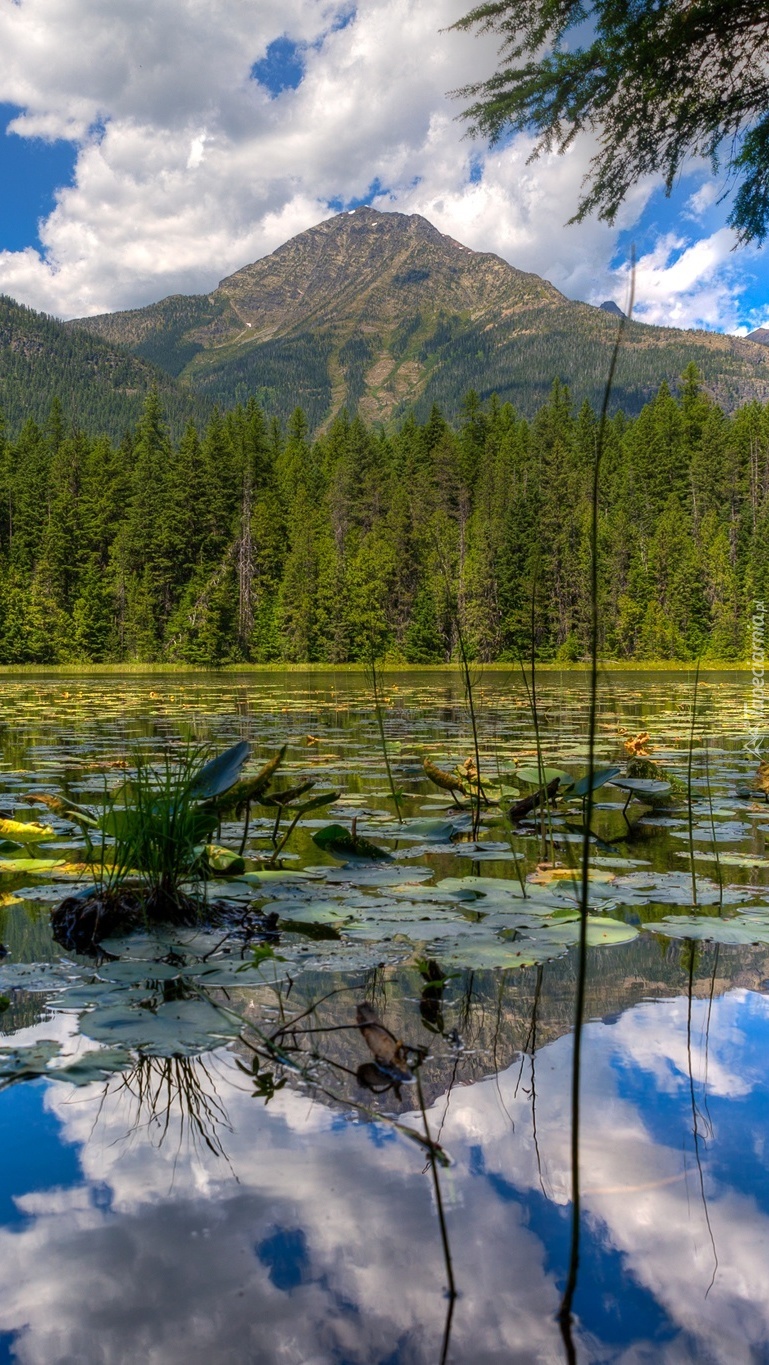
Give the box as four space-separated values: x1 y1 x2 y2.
0 669 767 1365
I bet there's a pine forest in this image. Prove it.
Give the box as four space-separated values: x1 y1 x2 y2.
1 363 768 667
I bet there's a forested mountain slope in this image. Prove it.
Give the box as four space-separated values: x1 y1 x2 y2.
70 208 769 426
0 295 211 438
0 374 766 665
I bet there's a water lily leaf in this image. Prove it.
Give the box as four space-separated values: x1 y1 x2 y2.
235 869 313 885
312 824 392 861
57 981 140 1009
344 910 476 942
612 869 751 907
315 864 434 888
189 741 250 800
295 790 340 814
26 793 100 828
0 1039 60 1081
209 747 287 815
388 885 482 904
92 960 191 985
79 996 240 1056
403 818 459 842
674 850 769 868
277 903 352 927
50 1049 133 1085
437 935 564 971
527 915 639 947
643 915 769 945
569 767 622 798
437 875 527 897
527 866 616 887
0 851 67 873
202 845 246 875
260 780 316 809
0 818 56 844
609 777 672 800
515 766 574 789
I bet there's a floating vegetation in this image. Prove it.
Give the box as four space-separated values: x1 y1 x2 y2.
0 670 765 1081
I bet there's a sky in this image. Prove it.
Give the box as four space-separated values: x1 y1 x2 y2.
0 0 766 332
1 989 769 1360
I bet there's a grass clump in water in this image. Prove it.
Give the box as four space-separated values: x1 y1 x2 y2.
52 741 252 951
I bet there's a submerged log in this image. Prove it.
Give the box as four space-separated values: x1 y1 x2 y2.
507 777 560 822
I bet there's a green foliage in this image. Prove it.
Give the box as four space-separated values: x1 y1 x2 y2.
96 741 250 915
0 377 766 665
453 0 769 245
0 295 210 440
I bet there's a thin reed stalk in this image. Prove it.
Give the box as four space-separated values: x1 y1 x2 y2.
367 649 403 823
687 661 701 908
416 1066 457 1365
433 537 487 838
558 267 634 1353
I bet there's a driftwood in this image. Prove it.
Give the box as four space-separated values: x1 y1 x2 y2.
507 777 560 822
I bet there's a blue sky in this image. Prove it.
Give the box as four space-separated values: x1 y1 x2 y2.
0 103 76 254
0 0 765 331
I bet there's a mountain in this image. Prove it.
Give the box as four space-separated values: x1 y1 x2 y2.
600 300 625 318
748 327 769 347
68 207 769 425
0 293 211 438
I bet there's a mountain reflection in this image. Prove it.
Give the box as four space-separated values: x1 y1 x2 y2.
0 986 767 1362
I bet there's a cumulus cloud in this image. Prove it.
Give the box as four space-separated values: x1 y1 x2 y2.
1 991 768 1362
609 228 752 332
0 0 764 328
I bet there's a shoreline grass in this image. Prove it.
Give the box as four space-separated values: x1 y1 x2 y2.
0 660 756 676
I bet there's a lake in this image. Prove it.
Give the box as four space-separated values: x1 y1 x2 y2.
0 669 767 1364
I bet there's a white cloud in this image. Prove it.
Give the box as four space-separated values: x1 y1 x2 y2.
611 228 748 331
1 990 768 1362
0 0 764 329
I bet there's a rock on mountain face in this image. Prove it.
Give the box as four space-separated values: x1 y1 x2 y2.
748 327 769 346
69 207 769 426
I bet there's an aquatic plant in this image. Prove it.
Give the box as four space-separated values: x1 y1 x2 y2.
51 741 254 948
260 787 340 868
367 651 404 824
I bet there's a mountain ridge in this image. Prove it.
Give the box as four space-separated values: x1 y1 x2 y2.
67 207 769 425
0 293 211 438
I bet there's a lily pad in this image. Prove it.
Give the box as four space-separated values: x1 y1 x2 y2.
436 936 554 971
525 915 640 948
514 766 574 789
674 850 769 868
609 777 673 800
0 819 56 844
0 1039 60 1081
0 858 69 876
189 741 250 800
78 996 240 1056
203 845 246 875
569 767 622 798
234 869 314 886
312 824 392 861
49 1048 134 1085
643 915 769 945
402 818 461 842
527 866 616 887
612 870 752 908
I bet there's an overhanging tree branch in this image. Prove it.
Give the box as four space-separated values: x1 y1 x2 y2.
452 0 769 244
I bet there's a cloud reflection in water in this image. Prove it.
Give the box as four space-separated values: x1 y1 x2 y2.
0 989 767 1363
